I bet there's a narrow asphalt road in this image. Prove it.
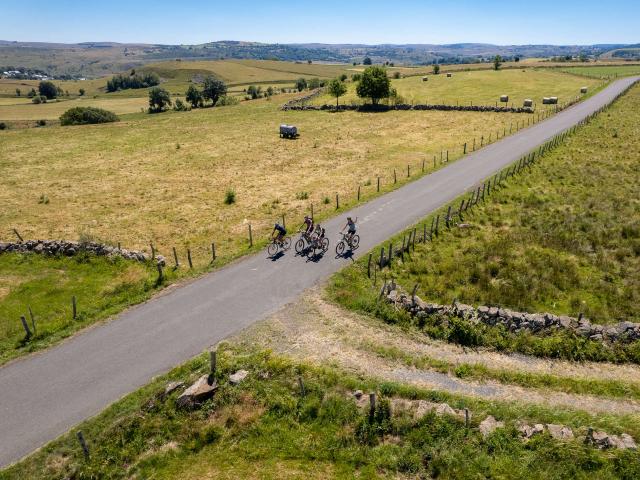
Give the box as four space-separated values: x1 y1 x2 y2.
1 76 637 468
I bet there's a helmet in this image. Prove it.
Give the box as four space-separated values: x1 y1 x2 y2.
304 215 310 220
347 217 352 221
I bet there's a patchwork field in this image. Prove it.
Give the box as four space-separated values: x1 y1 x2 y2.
312 68 601 107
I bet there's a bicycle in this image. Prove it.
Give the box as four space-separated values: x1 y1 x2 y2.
295 230 314 254
308 235 329 256
335 232 360 256
267 235 292 256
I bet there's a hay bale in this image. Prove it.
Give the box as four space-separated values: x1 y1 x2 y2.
549 97 558 104
446 73 452 78
523 99 533 108
279 124 298 138
542 97 551 105
500 95 509 103
581 86 588 94
422 76 428 82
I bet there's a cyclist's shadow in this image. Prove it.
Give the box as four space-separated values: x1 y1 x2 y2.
269 251 286 262
335 249 355 262
306 250 326 263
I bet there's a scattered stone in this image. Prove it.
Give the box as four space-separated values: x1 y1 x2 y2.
518 423 545 440
479 416 504 438
176 375 217 409
164 381 185 396
546 424 574 440
584 428 637 450
229 369 248 385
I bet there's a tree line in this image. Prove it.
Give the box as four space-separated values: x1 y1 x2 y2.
106 71 160 92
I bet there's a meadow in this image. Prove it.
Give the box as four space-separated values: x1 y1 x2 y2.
330 83 640 362
559 65 640 78
3 345 639 479
312 68 601 107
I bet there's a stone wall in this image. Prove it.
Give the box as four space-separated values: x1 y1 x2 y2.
0 240 148 262
283 103 534 113
280 88 324 109
384 285 640 343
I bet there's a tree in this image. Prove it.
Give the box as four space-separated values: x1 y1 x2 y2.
148 87 171 113
578 53 588 62
514 56 520 62
15 88 21 97
202 76 227 106
295 78 307 92
327 78 347 107
60 106 119 126
308 77 321 89
28 88 36 98
339 73 348 82
247 85 261 99
79 88 85 96
356 66 390 105
493 55 502 71
185 85 203 108
363 57 372 65
433 64 440 75
38 81 58 99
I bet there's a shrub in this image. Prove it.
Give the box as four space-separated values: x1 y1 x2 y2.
295 78 307 92
173 99 189 111
296 191 309 200
79 88 85 96
36 119 46 127
202 76 227 105
433 64 440 75
38 80 58 99
224 189 236 205
32 95 45 104
351 73 362 82
247 85 262 99
363 56 372 65
308 77 321 89
27 88 36 98
60 106 119 126
185 85 203 108
393 71 401 79
339 74 348 82
216 95 239 106
0 122 6 130
15 88 21 97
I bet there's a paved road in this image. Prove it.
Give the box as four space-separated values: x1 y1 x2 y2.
1 76 637 468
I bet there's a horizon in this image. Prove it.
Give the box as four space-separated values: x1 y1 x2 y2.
2 0 638 45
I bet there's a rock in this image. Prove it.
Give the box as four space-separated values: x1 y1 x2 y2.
488 307 499 317
164 381 185 396
589 334 603 342
546 424 574 440
619 433 638 450
518 423 545 439
583 428 635 450
435 403 457 417
176 375 217 409
479 416 504 438
229 369 248 385
353 390 363 399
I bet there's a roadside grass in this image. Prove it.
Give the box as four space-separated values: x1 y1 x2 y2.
329 82 640 361
0 98 524 263
312 69 601 107
0 253 163 365
559 65 640 78
3 345 640 480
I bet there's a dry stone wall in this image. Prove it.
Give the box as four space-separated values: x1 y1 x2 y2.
0 240 148 262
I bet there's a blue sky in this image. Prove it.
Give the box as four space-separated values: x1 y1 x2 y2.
3 0 638 45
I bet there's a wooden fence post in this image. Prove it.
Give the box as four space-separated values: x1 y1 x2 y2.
77 431 90 460
248 224 253 247
209 348 217 383
412 228 417 250
311 203 314 221
473 138 476 151
13 228 24 243
20 315 32 339
357 185 361 201
407 164 410 177
377 176 380 192
422 158 425 172
446 206 452 228
28 306 36 334
72 296 77 320
336 194 339 210
394 169 397 184
173 247 179 268
463 143 467 154
157 262 164 282
282 214 286 230
429 217 435 240
379 248 385 269
434 215 440 236
211 242 216 262
367 253 372 278
446 150 449 162
150 242 155 261
187 249 193 269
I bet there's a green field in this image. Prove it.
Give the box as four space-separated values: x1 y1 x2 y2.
312 68 601 107
0 253 163 365
3 344 639 480
330 83 640 363
560 65 640 78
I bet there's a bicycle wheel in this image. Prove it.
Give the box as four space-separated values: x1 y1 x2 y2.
321 237 329 252
283 237 292 250
350 235 360 250
336 241 345 256
295 238 305 254
267 242 278 256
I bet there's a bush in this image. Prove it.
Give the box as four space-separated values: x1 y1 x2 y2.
36 120 46 127
202 76 227 105
224 189 236 205
247 85 262 99
60 107 119 126
0 122 6 130
38 80 58 99
173 99 189 111
295 78 307 92
185 85 203 108
79 88 85 96
32 95 46 104
393 71 401 79
148 87 171 113
216 95 239 106
363 56 372 65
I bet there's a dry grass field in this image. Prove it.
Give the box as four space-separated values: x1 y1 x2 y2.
0 97 525 264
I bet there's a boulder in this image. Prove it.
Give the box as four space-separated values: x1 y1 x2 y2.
546 424 574 440
176 375 217 409
229 369 249 385
518 423 545 439
164 381 185 396
435 403 458 417
584 428 636 450
479 416 504 438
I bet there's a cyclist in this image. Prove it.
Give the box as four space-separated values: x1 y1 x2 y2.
300 215 314 238
341 216 358 244
272 222 287 245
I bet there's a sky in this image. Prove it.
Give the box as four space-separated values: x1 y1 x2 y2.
2 0 638 45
